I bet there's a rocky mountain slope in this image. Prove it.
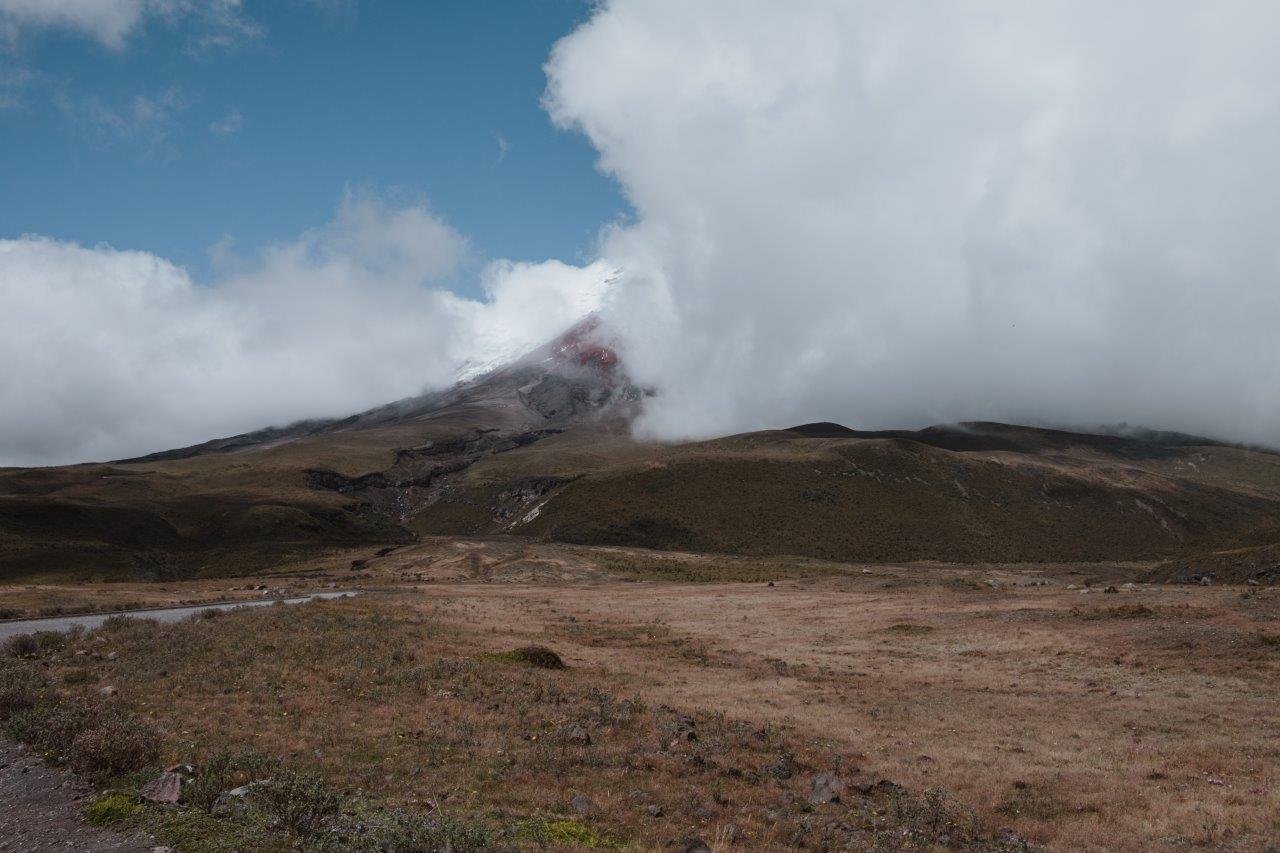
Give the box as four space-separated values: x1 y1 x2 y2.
3 320 1279 582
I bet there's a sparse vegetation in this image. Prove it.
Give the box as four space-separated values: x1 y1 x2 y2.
599 551 844 583
4 566 1279 849
84 792 143 827
184 749 278 813
248 771 340 836
4 632 37 658
485 644 567 669
0 657 45 717
1073 603 1155 620
6 695 161 773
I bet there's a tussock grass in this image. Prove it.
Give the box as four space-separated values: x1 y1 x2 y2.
12 594 1016 849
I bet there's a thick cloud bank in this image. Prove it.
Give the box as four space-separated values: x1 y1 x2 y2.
548 1 1280 446
0 194 610 466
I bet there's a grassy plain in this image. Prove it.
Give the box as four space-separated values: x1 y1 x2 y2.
4 544 1278 849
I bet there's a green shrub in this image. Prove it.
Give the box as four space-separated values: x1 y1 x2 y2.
371 810 493 852
34 631 66 652
84 792 142 826
523 818 611 848
248 771 340 836
485 645 567 669
185 749 278 813
62 668 94 685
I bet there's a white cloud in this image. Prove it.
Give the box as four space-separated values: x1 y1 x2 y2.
0 192 611 466
208 106 241 135
547 0 1280 447
0 0 143 49
0 0 258 51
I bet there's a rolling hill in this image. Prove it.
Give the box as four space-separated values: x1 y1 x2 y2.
3 320 1279 582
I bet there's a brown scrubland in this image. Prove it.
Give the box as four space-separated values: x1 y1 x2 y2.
4 543 1278 850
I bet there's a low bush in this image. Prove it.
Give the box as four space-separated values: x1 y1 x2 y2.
0 659 46 719
33 631 66 652
485 645 567 669
6 697 99 755
248 771 340 836
69 708 162 773
185 749 278 813
6 693 160 773
3 633 37 658
371 810 493 852
84 792 142 827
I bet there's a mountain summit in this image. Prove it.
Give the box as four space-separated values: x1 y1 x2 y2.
2 320 1279 583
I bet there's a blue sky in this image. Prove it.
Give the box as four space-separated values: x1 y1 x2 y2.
0 0 624 292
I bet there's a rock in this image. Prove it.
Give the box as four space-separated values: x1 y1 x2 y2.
98 686 117 697
764 755 794 780
808 773 845 804
997 828 1027 846
105 651 119 661
1121 582 1138 590
767 581 775 587
1104 585 1119 594
647 804 664 817
570 793 599 815
852 778 905 797
985 579 1001 589
682 838 711 853
563 724 591 746
211 781 262 817
669 714 698 742
140 772 183 804
1066 584 1078 590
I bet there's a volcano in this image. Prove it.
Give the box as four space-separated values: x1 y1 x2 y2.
2 319 1279 583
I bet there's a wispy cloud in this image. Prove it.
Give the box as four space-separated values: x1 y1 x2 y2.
0 62 29 108
495 132 510 163
209 107 242 135
56 85 185 150
0 0 261 53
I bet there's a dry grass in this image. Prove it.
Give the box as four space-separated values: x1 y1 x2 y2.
353 576 1280 850
11 593 1025 850
6 551 1280 849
